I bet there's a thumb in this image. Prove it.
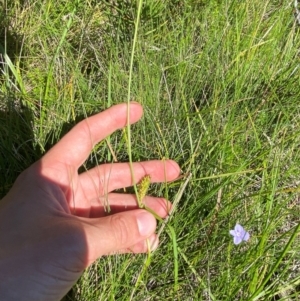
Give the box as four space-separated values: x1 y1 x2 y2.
82 210 156 264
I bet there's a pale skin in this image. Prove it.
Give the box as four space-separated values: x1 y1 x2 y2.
0 102 180 301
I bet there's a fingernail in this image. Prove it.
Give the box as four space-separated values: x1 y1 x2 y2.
137 212 155 236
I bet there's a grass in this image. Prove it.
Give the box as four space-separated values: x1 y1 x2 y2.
1 0 300 300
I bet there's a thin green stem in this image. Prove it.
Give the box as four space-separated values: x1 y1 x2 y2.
126 0 144 206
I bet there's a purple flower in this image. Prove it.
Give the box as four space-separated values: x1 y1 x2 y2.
230 224 250 245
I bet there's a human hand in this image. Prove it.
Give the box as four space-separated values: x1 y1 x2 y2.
0 102 180 301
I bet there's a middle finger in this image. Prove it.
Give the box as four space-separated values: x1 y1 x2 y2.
78 160 180 201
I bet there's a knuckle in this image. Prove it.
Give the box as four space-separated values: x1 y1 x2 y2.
110 215 132 246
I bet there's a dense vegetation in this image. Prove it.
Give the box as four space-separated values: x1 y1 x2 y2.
1 1 300 300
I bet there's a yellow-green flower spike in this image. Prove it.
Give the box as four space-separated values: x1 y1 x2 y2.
137 175 151 208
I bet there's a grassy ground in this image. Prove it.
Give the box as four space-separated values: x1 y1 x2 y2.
1 0 300 300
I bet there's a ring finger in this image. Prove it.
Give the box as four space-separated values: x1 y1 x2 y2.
76 193 172 218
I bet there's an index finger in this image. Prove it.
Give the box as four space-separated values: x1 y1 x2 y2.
42 102 143 169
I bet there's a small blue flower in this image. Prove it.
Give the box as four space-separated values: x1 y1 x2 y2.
230 224 250 245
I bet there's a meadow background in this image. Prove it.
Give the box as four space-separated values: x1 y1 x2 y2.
1 0 300 300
